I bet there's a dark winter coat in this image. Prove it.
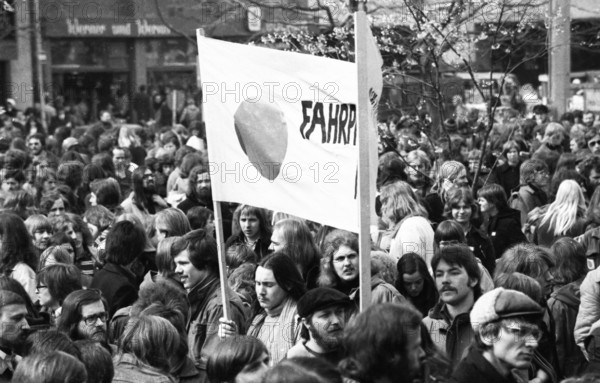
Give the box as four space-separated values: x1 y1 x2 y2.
465 225 496 271
494 162 521 196
90 263 138 318
534 216 587 247
481 207 528 259
547 279 588 378
187 278 247 374
449 347 525 383
422 300 474 365
225 234 271 261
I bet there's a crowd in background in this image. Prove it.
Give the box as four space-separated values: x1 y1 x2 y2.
3 87 600 383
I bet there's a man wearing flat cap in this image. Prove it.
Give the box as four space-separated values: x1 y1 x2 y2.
0 290 30 382
286 287 353 365
449 287 544 383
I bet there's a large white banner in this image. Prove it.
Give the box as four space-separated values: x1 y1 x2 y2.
198 36 381 232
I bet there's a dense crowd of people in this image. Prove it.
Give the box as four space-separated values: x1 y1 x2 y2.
3 92 600 383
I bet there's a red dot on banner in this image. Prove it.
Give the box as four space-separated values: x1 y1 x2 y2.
234 100 288 181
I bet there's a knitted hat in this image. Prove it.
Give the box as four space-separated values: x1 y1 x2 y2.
297 287 352 318
470 287 543 333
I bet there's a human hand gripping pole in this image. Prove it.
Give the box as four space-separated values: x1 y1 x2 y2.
213 200 233 334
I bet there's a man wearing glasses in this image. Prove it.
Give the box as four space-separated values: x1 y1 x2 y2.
58 289 110 351
449 288 544 383
587 132 600 156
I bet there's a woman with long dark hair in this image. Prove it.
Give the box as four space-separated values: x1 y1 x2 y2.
477 183 527 258
445 187 496 271
493 139 525 196
0 213 38 302
395 253 438 316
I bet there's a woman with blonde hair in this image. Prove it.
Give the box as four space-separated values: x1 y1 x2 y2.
534 179 587 247
25 214 53 257
379 180 434 267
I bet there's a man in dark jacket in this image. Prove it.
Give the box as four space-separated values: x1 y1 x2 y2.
174 229 247 381
91 221 146 318
548 278 588 378
423 244 481 365
479 183 528 258
449 288 544 383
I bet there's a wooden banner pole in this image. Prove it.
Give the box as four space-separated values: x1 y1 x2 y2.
355 8 372 312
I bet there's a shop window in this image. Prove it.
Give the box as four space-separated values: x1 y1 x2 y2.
51 40 130 69
145 39 197 67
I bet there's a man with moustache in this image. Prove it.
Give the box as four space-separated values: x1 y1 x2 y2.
286 287 353 365
423 244 481 365
178 165 213 214
57 289 111 352
0 290 31 382
449 288 544 383
120 166 169 225
173 229 246 380
178 164 233 239
26 133 58 185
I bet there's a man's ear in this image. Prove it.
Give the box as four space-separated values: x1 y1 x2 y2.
469 277 479 289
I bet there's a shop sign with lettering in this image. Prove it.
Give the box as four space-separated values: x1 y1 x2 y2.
51 18 175 37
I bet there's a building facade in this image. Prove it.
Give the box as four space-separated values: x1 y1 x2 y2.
38 0 322 121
